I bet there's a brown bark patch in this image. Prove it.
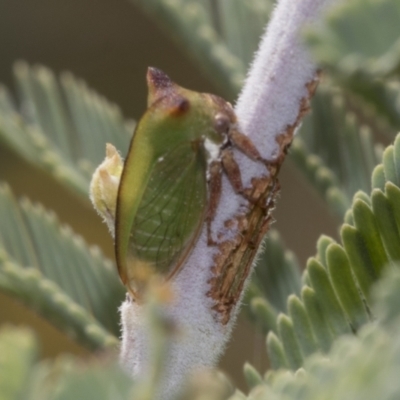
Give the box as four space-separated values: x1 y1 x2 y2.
207 74 320 324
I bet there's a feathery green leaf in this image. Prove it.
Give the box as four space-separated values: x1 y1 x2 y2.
0 183 124 347
0 63 132 198
129 0 245 98
246 230 301 334
261 134 400 372
236 267 400 399
305 0 400 78
295 84 382 217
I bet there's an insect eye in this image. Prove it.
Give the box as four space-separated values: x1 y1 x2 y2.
213 113 231 134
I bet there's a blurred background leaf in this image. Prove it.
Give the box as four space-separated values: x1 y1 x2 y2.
0 63 133 198
234 266 400 400
0 182 123 349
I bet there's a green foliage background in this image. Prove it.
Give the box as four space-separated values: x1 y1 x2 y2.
1 0 400 398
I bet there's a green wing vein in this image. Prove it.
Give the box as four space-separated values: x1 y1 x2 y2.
129 142 207 275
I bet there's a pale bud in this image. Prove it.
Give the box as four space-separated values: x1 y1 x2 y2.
89 143 123 236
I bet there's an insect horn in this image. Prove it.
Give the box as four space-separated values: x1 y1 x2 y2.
146 67 175 107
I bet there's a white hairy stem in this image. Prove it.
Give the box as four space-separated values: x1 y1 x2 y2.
120 0 337 398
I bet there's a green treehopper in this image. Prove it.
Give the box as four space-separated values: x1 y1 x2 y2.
115 68 267 299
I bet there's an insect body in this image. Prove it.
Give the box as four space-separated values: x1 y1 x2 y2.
115 68 263 298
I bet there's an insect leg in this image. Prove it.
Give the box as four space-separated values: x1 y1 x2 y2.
229 129 263 161
221 148 266 207
221 148 244 194
206 160 222 246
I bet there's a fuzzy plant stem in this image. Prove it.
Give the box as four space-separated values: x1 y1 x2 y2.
119 0 337 398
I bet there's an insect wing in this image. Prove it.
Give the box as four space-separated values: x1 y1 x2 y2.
120 141 208 293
